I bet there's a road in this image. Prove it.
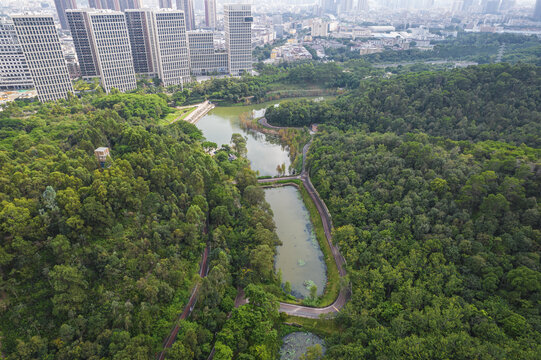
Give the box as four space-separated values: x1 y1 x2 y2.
157 245 209 359
207 119 350 360
252 130 350 318
258 118 303 131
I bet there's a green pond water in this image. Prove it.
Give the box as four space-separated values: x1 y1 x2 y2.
195 103 291 176
264 186 326 298
280 332 325 360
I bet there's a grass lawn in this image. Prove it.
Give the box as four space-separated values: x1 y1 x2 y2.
281 315 342 338
267 82 324 92
259 179 341 308
160 106 196 125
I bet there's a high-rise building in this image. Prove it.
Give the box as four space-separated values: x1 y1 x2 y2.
273 15 283 38
125 9 191 86
187 30 228 75
125 9 158 76
159 0 173 8
534 0 541 20
12 15 74 102
484 0 501 13
66 9 136 93
66 10 99 78
311 19 328 37
0 19 33 90
54 0 77 29
224 4 252 76
357 0 369 11
321 0 337 14
176 0 195 30
153 10 191 86
88 0 115 10
338 0 354 14
499 0 515 11
204 0 216 29
88 0 141 11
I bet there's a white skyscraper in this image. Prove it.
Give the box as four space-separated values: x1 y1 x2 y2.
204 0 216 29
125 9 191 87
224 4 253 76
125 9 159 77
0 18 33 90
67 9 137 93
153 10 191 86
12 15 74 102
159 0 173 8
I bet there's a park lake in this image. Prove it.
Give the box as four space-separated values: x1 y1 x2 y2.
196 102 327 299
265 186 326 299
196 104 291 176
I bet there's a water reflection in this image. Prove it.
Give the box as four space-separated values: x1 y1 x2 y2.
195 105 291 176
280 332 325 360
265 186 326 299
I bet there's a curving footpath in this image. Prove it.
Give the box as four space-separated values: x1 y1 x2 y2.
207 118 349 359
255 121 350 319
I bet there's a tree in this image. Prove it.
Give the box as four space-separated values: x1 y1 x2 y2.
213 341 233 360
300 344 323 360
249 245 275 281
231 133 247 158
48 265 88 316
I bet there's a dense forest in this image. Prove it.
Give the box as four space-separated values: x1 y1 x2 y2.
307 131 541 358
1 54 541 359
0 92 282 359
266 64 541 147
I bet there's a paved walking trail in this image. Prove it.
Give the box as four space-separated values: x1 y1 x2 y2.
252 127 350 318
162 116 350 359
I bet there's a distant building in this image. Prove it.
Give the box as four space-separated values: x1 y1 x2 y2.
12 15 74 102
65 53 81 79
268 43 312 63
176 0 195 30
338 0 354 14
153 10 191 86
66 10 99 78
499 0 515 11
67 9 137 93
0 19 33 90
535 0 541 20
54 0 77 29
359 47 383 55
224 4 253 76
204 0 216 29
125 9 158 77
311 19 328 37
484 0 501 14
357 0 369 11
159 0 173 8
272 15 283 38
321 0 337 14
125 10 190 86
88 0 141 11
187 30 228 75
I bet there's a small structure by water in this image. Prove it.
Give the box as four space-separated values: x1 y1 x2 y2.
280 332 325 360
264 186 326 298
